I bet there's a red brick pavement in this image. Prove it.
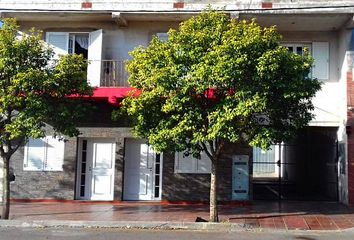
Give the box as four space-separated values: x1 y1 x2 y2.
7 201 354 230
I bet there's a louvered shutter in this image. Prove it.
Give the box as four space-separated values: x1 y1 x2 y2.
174 152 196 173
44 136 64 171
23 138 46 171
312 42 329 80
46 32 69 59
196 152 212 173
87 29 103 87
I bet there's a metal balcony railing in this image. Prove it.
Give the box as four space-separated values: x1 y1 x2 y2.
100 60 129 87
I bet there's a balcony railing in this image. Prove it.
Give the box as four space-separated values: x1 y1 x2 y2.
100 60 129 87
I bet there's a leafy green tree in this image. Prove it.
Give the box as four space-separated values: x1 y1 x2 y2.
0 19 92 219
115 10 321 222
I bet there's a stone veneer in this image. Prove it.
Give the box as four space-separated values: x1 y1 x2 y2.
9 127 253 202
7 101 254 202
9 127 132 200
162 142 252 202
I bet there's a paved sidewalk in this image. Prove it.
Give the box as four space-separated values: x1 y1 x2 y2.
5 201 354 230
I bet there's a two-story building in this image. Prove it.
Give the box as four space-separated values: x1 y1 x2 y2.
0 0 354 205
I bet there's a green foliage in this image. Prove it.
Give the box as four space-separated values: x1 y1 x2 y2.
0 18 92 148
116 10 321 156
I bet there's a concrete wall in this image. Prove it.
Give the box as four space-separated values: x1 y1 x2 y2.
16 20 345 126
337 28 351 204
1 1 353 12
281 31 343 126
18 20 179 62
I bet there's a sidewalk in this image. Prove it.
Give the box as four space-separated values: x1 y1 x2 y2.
3 201 354 231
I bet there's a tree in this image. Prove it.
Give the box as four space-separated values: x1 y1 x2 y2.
0 19 92 219
115 10 321 222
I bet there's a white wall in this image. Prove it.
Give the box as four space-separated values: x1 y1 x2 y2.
19 20 179 61
18 20 346 126
336 28 352 204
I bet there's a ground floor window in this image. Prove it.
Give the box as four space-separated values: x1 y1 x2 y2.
174 151 211 174
23 136 64 171
253 145 280 178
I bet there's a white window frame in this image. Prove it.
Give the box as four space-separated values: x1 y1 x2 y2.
23 136 65 172
174 151 211 174
46 31 90 56
283 43 312 56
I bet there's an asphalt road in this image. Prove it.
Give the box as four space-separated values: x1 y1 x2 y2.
0 227 353 240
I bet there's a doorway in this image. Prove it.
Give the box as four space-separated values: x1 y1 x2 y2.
76 138 116 201
252 127 339 201
123 138 162 201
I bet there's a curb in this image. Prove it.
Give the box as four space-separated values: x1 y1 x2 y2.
1 220 354 233
0 220 247 232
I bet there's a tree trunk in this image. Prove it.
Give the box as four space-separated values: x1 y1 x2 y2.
209 156 218 222
1 155 10 219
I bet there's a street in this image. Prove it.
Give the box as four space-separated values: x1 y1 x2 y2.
0 227 353 240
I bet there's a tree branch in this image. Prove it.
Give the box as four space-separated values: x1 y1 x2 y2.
200 142 214 162
0 144 5 158
215 139 225 159
208 140 215 156
8 138 24 156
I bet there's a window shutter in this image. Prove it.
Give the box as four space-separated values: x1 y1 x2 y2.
87 29 103 87
174 152 196 173
23 138 46 171
196 152 211 173
44 136 64 171
156 32 168 42
16 30 24 40
312 42 329 80
46 32 69 59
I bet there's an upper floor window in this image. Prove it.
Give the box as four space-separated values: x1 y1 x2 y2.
46 32 89 59
46 30 103 87
156 32 168 42
282 42 329 80
68 33 89 58
283 43 311 56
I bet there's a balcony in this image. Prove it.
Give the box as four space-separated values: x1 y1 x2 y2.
86 60 133 105
100 60 129 87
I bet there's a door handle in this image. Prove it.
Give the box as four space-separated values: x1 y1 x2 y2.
89 166 92 171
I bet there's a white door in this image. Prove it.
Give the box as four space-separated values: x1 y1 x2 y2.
77 139 116 201
123 139 162 200
87 29 103 87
